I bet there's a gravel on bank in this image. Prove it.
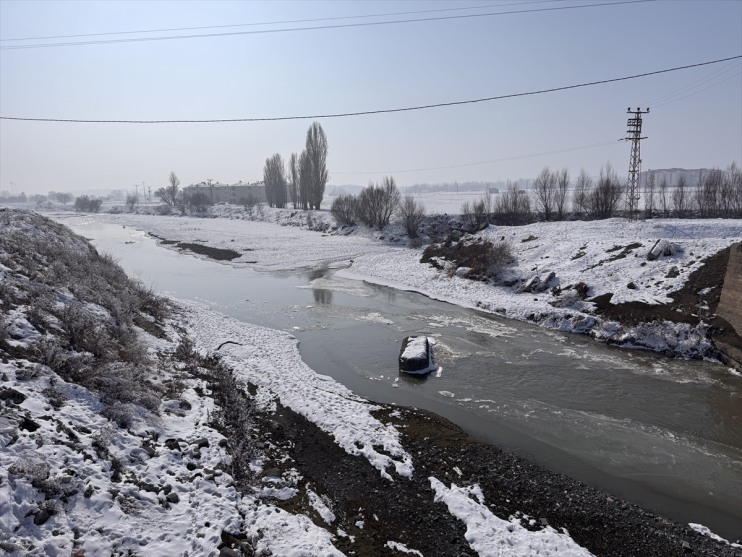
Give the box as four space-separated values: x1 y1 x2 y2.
245 396 741 557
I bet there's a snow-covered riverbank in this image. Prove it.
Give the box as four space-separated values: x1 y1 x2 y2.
54 208 742 359
4 208 741 555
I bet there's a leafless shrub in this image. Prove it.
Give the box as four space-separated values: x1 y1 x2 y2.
494 181 531 225
102 401 136 428
206 357 255 489
357 177 401 230
0 320 7 343
397 195 426 238
461 198 488 230
331 195 358 226
16 364 44 381
8 453 50 482
174 336 201 371
42 384 67 409
486 241 513 277
156 204 173 216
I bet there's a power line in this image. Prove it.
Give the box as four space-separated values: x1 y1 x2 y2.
2 55 738 124
652 68 742 108
0 0 655 50
334 140 621 175
0 0 568 42
648 61 742 108
644 59 741 105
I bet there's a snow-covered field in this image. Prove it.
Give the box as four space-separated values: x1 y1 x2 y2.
58 206 742 358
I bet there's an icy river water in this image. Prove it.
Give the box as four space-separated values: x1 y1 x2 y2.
63 217 742 540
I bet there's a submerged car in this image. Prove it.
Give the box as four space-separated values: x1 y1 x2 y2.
398 336 436 375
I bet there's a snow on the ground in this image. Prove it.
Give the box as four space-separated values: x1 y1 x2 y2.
308 488 336 525
180 300 414 481
51 208 741 357
54 210 390 272
689 523 742 548
386 540 425 556
0 347 345 556
0 357 236 556
429 477 595 557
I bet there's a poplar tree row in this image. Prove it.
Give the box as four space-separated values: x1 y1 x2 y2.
263 122 328 210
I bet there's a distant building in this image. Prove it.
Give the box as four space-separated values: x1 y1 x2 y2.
639 168 713 188
182 181 267 204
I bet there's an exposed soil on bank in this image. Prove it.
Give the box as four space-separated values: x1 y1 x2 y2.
592 246 742 364
233 399 741 557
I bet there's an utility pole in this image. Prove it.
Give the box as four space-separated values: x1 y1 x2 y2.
625 107 649 221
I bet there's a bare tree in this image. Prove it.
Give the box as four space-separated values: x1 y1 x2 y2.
155 171 181 207
729 161 742 217
572 168 592 218
696 169 723 217
305 122 329 210
263 154 287 208
125 193 139 212
555 168 569 220
658 177 669 217
397 195 426 238
644 171 656 218
357 176 401 230
56 192 73 205
288 153 299 209
719 164 736 218
587 163 623 219
298 150 312 210
533 167 557 221
494 181 531 225
672 175 688 218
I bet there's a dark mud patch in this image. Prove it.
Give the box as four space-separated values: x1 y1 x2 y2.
596 246 731 327
148 233 241 261
175 242 241 261
247 400 740 557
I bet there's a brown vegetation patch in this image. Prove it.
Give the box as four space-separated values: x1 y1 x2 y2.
421 238 512 280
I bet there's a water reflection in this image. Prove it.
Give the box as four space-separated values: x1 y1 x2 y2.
312 288 333 306
365 280 397 304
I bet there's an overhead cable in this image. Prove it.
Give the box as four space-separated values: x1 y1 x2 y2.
0 0 568 42
334 140 622 175
0 0 655 50
2 55 739 125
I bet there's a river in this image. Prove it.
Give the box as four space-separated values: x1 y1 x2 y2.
61 215 742 540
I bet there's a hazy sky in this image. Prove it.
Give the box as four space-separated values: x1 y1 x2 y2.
1 0 740 195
